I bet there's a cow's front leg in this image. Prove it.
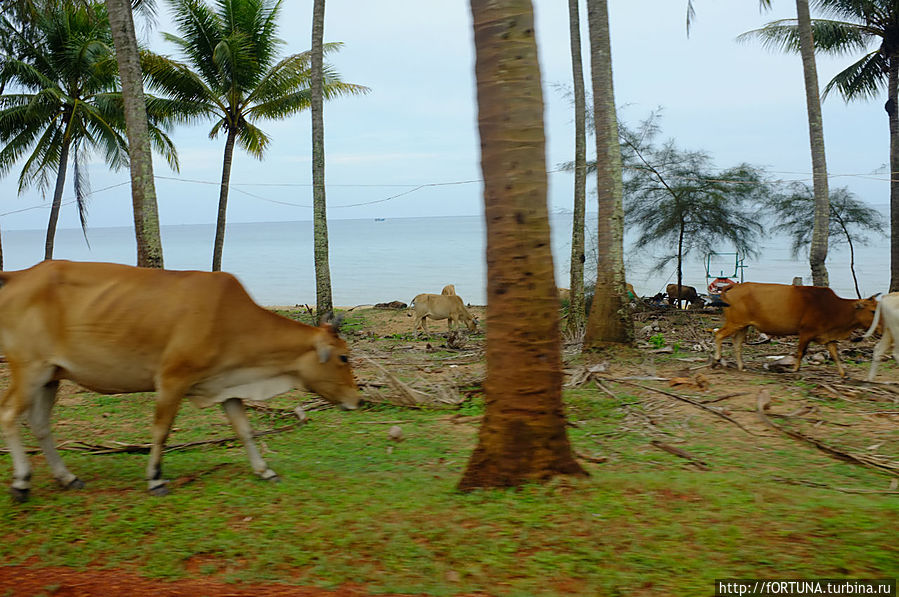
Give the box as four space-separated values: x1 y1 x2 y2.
1 363 56 502
222 398 278 481
825 341 847 378
27 381 82 490
0 384 31 503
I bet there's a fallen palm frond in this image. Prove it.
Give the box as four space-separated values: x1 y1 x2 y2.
609 377 757 436
756 390 899 475
650 440 710 470
771 476 899 495
359 356 464 408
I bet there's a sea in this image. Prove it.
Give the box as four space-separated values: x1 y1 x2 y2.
0 212 890 306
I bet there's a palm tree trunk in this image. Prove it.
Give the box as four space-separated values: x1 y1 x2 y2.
44 136 71 260
889 58 899 292
105 0 164 268
566 0 587 334
311 0 333 319
795 0 829 287
212 129 236 272
676 218 684 309
583 0 633 347
460 0 586 491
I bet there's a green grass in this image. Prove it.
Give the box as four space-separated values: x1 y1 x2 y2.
0 387 896 596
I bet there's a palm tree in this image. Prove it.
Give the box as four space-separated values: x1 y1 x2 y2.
105 0 165 267
310 0 332 319
583 0 633 347
566 0 587 335
691 0 830 287
460 0 586 490
794 0 831 288
143 0 368 272
726 1 831 287
767 183 886 297
0 1 177 259
739 1 899 287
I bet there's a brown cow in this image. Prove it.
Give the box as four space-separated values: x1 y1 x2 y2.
441 284 456 296
411 293 477 334
713 282 878 377
0 260 360 501
666 283 705 308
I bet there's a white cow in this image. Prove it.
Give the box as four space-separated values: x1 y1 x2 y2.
864 292 898 381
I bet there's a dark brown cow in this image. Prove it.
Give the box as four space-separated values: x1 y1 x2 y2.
0 260 361 501
666 283 704 308
713 282 878 377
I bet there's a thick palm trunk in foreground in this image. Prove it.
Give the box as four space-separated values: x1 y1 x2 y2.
460 0 586 490
106 0 164 268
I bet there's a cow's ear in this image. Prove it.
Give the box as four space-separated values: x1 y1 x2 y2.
316 338 332 363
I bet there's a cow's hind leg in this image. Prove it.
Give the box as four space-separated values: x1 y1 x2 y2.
27 380 82 490
146 380 188 496
794 334 815 374
714 324 744 368
869 325 894 381
222 398 278 482
731 328 748 371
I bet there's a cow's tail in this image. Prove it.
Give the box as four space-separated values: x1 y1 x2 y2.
863 297 883 339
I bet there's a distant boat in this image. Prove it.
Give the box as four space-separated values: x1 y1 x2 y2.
374 217 386 222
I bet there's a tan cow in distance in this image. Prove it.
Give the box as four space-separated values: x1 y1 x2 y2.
0 260 361 501
714 282 878 378
411 293 477 334
441 284 456 296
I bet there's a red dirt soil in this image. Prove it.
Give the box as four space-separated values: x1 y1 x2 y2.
0 565 430 597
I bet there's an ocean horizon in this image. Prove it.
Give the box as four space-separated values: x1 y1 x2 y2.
0 212 889 306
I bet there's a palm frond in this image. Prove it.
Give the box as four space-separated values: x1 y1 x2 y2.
235 118 269 158
822 51 885 101
72 138 91 242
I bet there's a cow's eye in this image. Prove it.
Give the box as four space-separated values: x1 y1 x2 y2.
339 355 349 363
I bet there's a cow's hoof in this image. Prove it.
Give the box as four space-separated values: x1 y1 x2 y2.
149 484 170 497
266 474 281 484
64 477 85 490
9 487 29 503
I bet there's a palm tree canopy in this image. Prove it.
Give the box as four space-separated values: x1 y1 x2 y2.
143 0 369 158
0 2 177 191
738 1 899 101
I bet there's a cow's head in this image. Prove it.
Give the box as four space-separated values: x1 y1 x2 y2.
462 309 478 331
854 295 880 330
297 324 361 410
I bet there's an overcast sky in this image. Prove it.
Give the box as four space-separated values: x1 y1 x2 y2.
0 1 890 231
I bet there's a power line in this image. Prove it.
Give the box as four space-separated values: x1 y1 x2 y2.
0 168 892 219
